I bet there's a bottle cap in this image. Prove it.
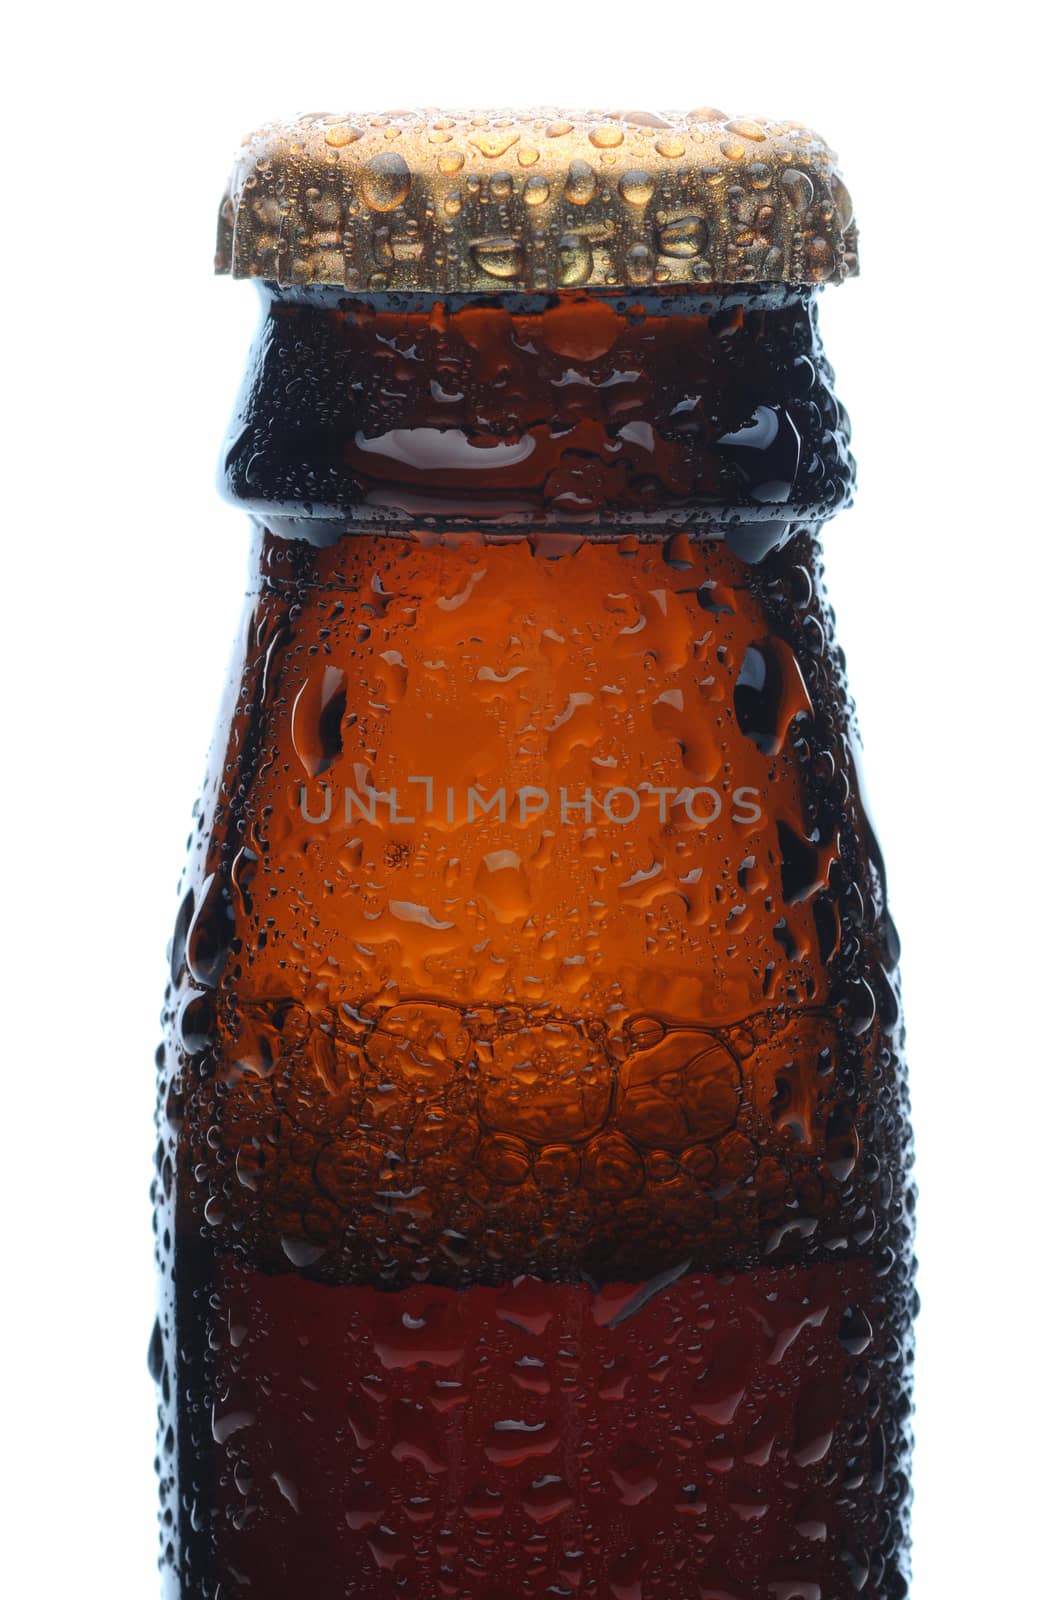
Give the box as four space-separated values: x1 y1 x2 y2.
217 109 857 293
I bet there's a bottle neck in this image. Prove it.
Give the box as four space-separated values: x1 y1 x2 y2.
222 284 853 558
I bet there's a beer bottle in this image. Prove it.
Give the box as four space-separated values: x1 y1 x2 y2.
152 109 915 1599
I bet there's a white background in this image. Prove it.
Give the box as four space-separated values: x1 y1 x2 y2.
3 3 1049 1593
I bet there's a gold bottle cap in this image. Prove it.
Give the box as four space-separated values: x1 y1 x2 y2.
216 109 857 293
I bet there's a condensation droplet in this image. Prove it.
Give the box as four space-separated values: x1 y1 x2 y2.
524 175 550 207
625 243 654 285
619 110 673 129
470 237 525 280
469 131 520 159
727 118 767 141
565 159 597 206
832 175 854 229
618 171 654 208
838 1305 875 1356
147 1317 164 1382
291 664 347 778
323 123 359 149
781 168 814 212
557 233 593 286
281 1236 326 1268
362 152 411 212
804 237 836 281
656 215 707 259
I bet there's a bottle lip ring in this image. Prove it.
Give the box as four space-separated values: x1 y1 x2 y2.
216 109 858 294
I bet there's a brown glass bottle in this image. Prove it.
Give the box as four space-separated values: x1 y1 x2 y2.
152 112 914 1600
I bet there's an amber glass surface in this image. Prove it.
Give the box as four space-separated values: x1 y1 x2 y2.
153 288 914 1600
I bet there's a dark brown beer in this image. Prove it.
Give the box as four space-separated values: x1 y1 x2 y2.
153 112 914 1600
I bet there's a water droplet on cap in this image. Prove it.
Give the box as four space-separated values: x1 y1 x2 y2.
619 171 654 207
619 109 673 129
781 168 814 211
727 118 766 141
804 237 836 280
362 152 411 212
470 237 525 280
656 215 707 259
565 159 597 205
469 130 520 159
625 243 654 284
557 233 593 285
324 122 359 149
831 175 854 229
